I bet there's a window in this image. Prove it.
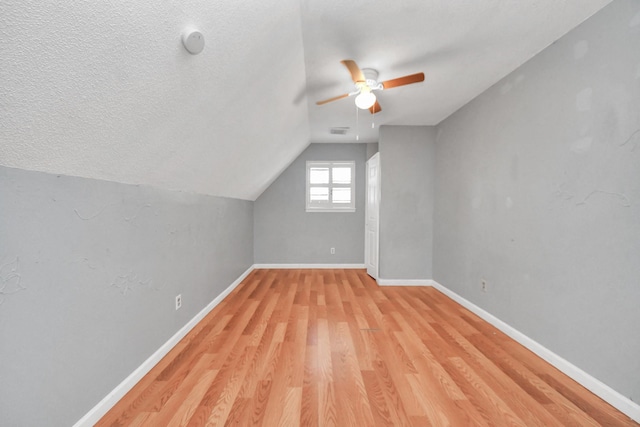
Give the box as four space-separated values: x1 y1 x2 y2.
306 161 355 212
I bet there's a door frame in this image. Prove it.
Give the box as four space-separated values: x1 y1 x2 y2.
365 152 380 279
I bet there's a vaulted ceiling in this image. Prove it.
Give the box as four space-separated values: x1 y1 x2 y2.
0 0 612 200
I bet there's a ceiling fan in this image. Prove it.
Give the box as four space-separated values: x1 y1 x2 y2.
316 59 425 114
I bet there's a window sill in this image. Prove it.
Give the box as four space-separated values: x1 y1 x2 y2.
306 208 356 213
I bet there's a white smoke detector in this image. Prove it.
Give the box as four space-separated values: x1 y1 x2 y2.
182 29 205 55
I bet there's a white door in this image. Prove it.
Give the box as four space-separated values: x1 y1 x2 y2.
365 152 380 279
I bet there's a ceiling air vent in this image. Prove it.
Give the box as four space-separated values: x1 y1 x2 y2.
330 127 350 135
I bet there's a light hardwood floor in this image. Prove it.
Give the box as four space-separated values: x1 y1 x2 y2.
97 269 637 426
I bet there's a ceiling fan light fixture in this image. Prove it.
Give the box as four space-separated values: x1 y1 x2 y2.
355 91 376 109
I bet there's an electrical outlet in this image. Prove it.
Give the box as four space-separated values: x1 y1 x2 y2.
330 247 335 255
175 294 182 310
481 279 488 292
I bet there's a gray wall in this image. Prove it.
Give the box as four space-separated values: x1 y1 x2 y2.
366 143 379 160
254 143 366 264
0 166 253 426
433 0 640 403
379 126 436 280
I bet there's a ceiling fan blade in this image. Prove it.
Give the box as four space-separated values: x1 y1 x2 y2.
369 101 382 114
381 72 425 89
316 93 350 105
341 59 366 83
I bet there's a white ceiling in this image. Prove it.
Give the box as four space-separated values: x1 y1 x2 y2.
0 0 310 201
303 0 612 143
0 0 612 200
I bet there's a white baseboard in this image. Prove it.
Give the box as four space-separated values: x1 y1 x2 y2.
430 280 640 423
73 265 255 427
376 278 435 286
253 263 365 269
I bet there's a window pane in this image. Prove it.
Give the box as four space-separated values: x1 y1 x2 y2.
332 187 351 203
310 187 329 201
306 161 355 212
309 168 329 184
332 167 351 184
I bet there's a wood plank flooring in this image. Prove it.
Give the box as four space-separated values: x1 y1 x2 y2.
97 269 637 426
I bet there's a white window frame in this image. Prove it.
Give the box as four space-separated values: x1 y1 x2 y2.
306 160 356 213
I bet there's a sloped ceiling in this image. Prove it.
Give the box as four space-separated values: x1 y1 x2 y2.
303 0 612 143
0 1 612 200
0 0 309 201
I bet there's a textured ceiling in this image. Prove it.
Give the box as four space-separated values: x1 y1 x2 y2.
0 0 309 200
303 0 613 143
0 0 612 200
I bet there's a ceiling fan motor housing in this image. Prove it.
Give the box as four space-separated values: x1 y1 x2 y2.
362 68 379 82
360 68 381 91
